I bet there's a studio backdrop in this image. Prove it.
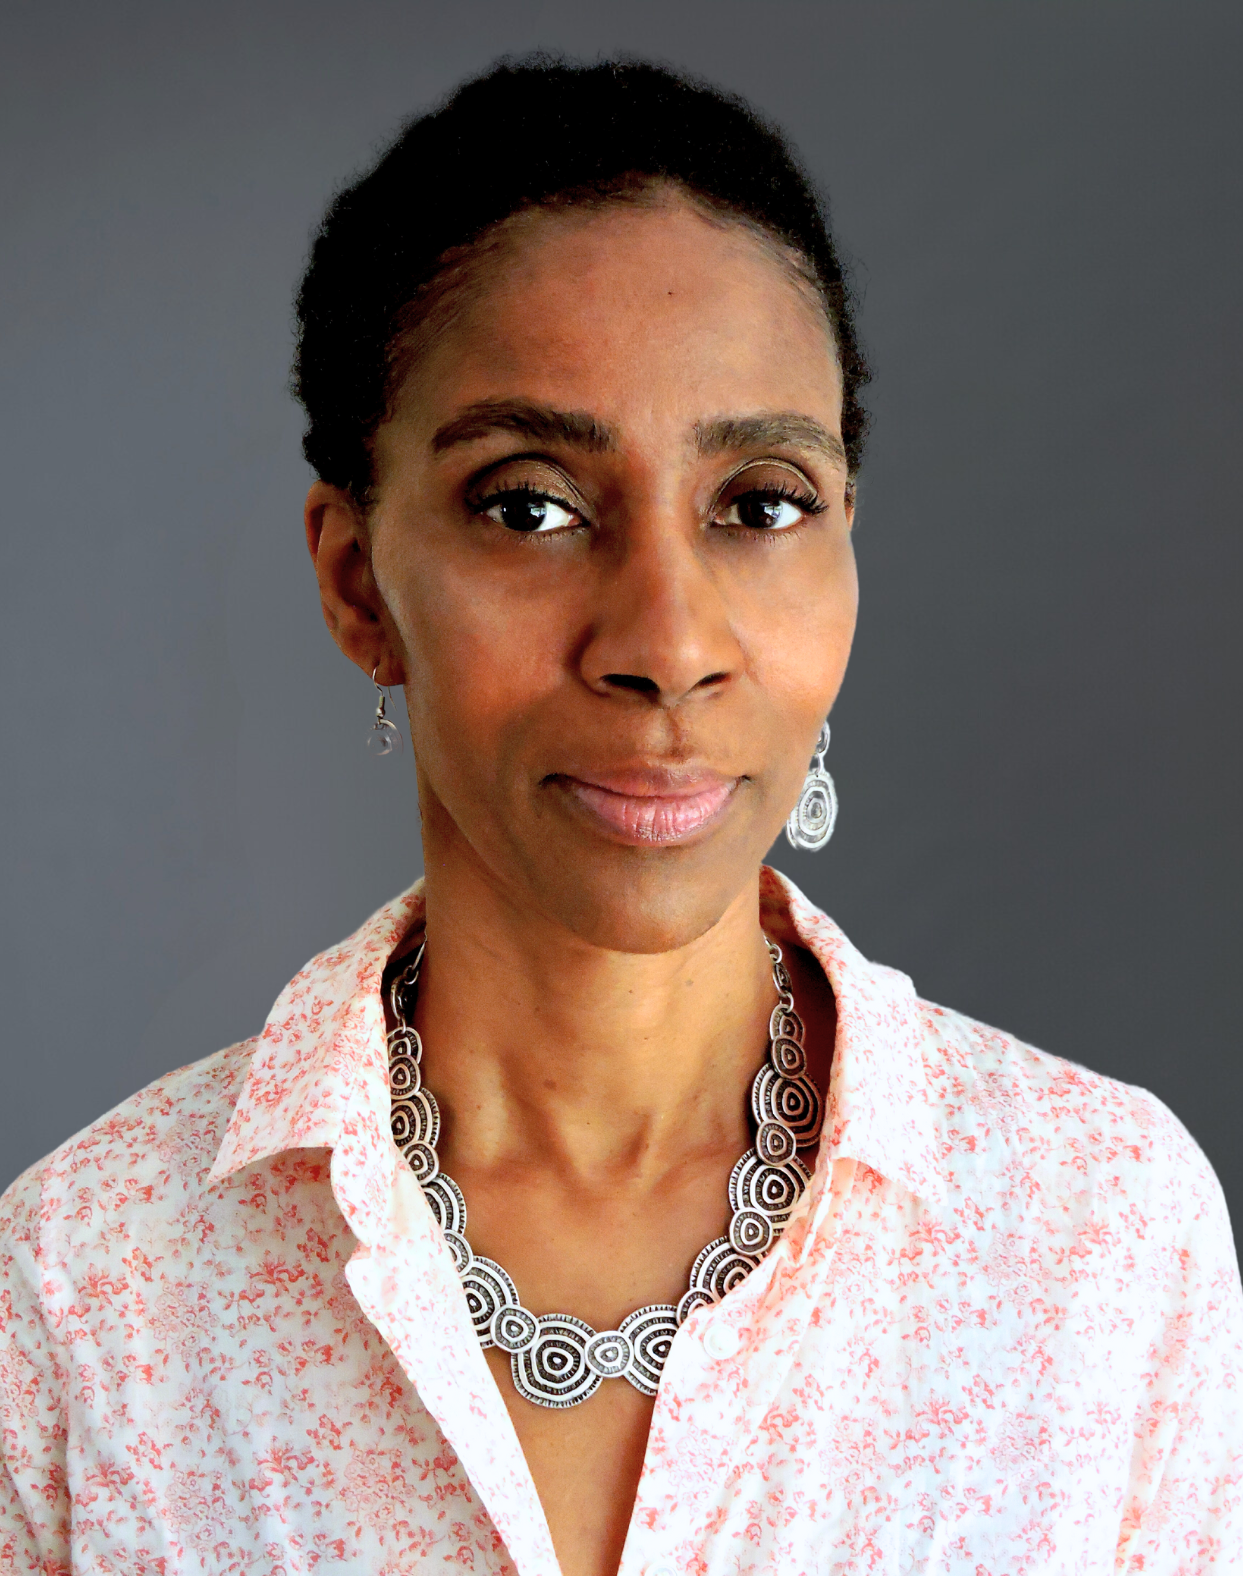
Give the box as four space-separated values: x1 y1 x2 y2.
2 1 1239 1236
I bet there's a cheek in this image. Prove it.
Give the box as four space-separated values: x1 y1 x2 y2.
742 531 858 709
371 505 857 797
373 528 573 752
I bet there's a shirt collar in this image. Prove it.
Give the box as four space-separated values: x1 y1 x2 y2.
208 882 424 1244
760 865 944 1203
210 867 944 1232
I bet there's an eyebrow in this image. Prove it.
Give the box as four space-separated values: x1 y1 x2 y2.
431 399 617 454
430 399 848 470
694 413 848 468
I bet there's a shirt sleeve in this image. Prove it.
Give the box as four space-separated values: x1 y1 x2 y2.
1117 1111 1243 1571
0 1169 71 1576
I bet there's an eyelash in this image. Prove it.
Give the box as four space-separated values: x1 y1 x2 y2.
467 478 828 531
468 481 583 521
732 481 828 520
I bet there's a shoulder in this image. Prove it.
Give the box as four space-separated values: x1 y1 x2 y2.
0 1038 258 1275
916 996 1229 1244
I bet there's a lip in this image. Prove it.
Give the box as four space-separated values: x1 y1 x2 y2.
552 766 740 846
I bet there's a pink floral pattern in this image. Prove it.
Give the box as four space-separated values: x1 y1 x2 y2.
1 869 1239 1573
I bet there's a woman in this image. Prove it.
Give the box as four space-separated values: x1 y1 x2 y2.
1 56 1238 1576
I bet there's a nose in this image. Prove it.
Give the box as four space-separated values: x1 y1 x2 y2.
578 523 744 707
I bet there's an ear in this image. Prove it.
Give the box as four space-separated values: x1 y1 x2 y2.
304 480 406 686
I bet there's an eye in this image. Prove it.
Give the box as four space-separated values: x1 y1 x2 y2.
712 481 826 532
473 486 584 534
716 492 808 531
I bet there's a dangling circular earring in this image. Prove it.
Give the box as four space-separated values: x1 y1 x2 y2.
785 720 838 851
367 664 403 756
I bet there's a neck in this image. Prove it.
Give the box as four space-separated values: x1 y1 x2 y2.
411 846 776 1186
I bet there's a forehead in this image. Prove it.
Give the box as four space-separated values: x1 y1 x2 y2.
393 195 844 444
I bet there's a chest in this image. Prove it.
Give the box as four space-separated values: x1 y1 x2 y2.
484 1347 656 1576
58 1163 1153 1575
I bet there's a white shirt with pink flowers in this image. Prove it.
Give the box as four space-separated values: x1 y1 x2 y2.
1 868 1239 1574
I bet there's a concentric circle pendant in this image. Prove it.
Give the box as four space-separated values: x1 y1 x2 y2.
492 1305 539 1355
585 1329 632 1378
619 1306 679 1396
785 766 838 852
512 1315 601 1408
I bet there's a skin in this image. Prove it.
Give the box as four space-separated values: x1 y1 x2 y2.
307 190 857 1576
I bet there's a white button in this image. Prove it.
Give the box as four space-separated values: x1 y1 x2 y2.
644 1564 677 1576
702 1321 741 1359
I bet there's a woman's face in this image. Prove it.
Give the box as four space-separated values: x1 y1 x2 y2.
342 193 857 952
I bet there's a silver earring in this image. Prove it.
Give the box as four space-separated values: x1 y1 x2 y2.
785 720 838 851
367 665 403 756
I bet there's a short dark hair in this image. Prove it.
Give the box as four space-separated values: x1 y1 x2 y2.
293 54 870 504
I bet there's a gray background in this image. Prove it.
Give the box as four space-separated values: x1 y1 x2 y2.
3 2 1239 1236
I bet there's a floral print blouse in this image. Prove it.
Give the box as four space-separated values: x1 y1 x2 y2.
1 868 1239 1574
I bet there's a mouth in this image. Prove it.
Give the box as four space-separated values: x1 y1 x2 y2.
550 767 740 847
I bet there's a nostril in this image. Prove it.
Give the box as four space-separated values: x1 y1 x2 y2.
603 673 661 695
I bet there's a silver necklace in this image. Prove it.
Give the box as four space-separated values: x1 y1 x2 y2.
385 937 822 1409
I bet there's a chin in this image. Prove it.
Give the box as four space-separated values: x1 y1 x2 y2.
514 836 766 955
